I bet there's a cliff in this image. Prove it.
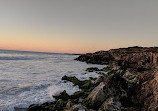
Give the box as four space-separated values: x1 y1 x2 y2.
76 46 158 111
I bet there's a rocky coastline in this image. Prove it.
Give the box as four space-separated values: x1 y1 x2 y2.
27 46 158 111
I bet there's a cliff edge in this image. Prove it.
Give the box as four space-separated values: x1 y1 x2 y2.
76 46 158 111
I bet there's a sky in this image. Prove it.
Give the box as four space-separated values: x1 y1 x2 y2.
0 0 158 54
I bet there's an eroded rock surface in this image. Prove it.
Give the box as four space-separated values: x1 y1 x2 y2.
76 46 158 111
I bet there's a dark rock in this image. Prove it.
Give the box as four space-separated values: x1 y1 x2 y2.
27 104 41 111
62 75 80 86
94 75 104 86
53 90 70 101
83 74 128 110
100 66 112 72
86 67 100 72
75 52 113 64
53 99 66 110
89 77 97 81
62 75 93 89
70 89 92 100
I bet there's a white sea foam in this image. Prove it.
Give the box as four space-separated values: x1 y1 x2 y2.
0 50 106 111
47 82 80 98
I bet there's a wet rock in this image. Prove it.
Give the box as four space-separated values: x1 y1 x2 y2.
62 76 80 86
27 104 41 111
89 77 97 81
82 80 92 89
85 67 100 72
70 88 93 100
71 90 86 99
14 107 27 111
53 99 66 111
62 75 93 89
53 90 70 101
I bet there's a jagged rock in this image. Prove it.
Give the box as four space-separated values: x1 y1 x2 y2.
138 70 158 111
75 46 158 110
53 90 70 101
84 74 128 110
98 97 122 111
26 46 158 111
83 82 106 109
94 75 104 86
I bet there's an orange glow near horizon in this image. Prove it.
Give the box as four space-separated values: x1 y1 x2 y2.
0 35 111 54
0 1 158 54
0 32 114 54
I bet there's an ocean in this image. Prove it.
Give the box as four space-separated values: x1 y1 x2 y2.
0 50 105 111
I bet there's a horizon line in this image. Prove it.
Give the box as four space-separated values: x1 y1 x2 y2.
0 48 82 55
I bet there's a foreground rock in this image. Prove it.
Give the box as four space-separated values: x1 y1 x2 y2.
27 46 158 111
75 46 158 111
98 97 121 111
83 72 128 110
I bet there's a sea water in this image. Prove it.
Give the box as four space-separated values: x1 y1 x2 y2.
0 50 105 111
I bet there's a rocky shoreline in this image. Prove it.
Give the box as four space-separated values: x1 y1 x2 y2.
27 46 158 111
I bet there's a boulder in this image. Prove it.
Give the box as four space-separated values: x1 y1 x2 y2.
84 74 128 110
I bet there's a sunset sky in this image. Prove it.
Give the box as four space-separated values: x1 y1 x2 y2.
0 0 158 53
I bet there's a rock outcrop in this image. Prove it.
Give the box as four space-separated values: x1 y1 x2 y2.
75 46 158 111
84 73 128 110
27 46 158 111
